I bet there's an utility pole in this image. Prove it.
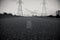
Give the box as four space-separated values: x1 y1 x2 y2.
41 0 47 16
17 0 23 16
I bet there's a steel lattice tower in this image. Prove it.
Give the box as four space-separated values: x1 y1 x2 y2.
41 0 47 16
17 0 23 16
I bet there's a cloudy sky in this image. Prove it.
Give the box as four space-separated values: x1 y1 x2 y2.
0 0 60 16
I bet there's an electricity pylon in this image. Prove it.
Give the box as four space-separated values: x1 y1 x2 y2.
41 0 47 16
17 0 23 16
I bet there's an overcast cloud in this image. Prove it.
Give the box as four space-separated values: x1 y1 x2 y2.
0 0 60 16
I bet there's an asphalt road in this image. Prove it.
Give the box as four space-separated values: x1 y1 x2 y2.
0 17 60 40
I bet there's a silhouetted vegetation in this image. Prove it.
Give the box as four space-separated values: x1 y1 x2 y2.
47 10 60 18
0 12 23 18
48 15 53 17
47 15 56 18
0 10 60 18
8 13 12 16
0 12 12 18
56 10 60 18
4 12 8 15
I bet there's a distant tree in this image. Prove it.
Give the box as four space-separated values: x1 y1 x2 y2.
3 12 7 15
14 15 16 16
48 15 53 17
56 10 60 18
56 10 60 15
8 13 12 16
0 13 3 16
56 14 59 16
